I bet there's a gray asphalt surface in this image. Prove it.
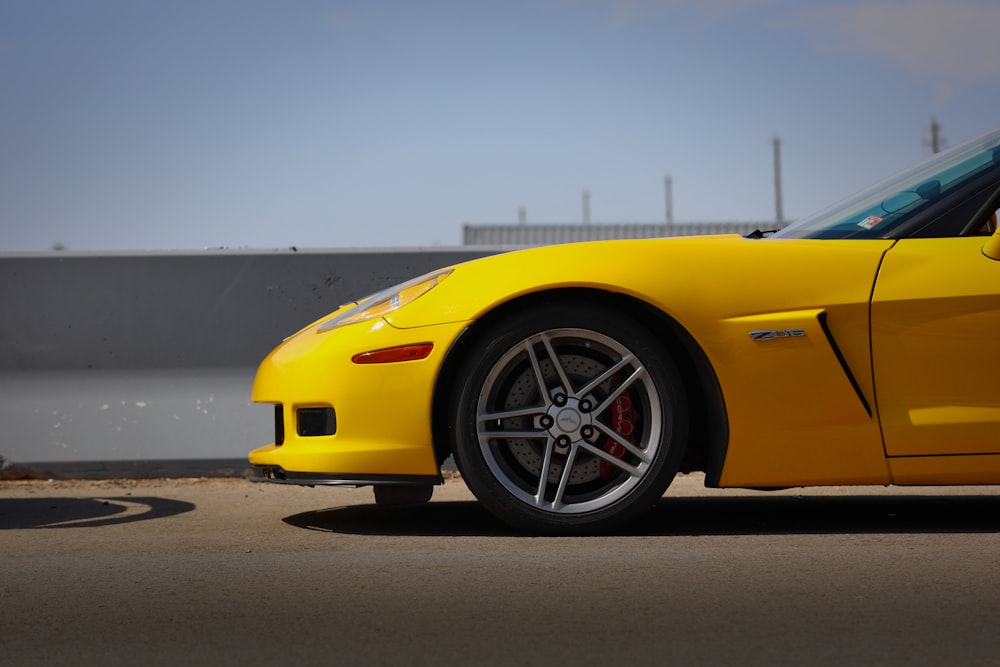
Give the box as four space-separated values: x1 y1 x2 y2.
2 474 1000 666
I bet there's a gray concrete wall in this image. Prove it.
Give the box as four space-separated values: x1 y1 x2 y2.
0 248 500 477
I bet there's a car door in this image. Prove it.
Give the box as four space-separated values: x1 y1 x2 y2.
871 235 1000 457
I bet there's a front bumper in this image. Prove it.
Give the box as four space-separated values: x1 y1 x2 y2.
248 316 469 481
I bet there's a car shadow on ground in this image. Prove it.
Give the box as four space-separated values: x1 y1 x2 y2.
283 494 1000 537
0 497 195 530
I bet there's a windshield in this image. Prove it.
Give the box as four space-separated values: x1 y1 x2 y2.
773 127 1000 239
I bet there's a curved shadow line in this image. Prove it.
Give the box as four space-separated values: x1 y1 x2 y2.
282 495 1000 537
0 497 196 530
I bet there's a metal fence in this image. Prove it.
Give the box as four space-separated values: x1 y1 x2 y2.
462 222 773 246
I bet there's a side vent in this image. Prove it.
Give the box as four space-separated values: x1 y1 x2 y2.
817 313 872 417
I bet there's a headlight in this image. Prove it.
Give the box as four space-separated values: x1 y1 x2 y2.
317 268 453 332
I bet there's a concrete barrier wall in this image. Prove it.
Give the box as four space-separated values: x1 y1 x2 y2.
0 248 501 477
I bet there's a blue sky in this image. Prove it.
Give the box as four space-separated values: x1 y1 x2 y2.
2 0 999 251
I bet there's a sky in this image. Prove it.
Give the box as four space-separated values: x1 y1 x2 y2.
2 0 999 251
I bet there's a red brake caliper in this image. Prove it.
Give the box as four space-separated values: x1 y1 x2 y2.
600 388 639 479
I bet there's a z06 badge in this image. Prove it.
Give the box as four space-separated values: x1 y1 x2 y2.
749 329 806 341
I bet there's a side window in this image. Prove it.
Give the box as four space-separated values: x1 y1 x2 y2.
904 172 1000 237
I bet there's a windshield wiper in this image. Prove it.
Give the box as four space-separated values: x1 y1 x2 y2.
745 229 778 239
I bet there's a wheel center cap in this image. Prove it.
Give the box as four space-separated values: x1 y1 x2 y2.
556 408 582 432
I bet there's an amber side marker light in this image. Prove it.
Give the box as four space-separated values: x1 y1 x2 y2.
352 343 434 364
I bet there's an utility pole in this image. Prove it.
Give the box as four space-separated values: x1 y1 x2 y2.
773 136 784 227
664 176 674 227
582 189 591 225
926 118 944 154
518 206 526 225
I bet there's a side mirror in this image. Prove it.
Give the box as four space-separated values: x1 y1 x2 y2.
983 214 1000 260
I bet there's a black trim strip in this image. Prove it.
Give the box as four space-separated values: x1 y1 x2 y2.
817 312 872 418
251 465 442 487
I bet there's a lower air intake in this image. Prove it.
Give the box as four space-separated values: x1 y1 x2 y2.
297 407 337 437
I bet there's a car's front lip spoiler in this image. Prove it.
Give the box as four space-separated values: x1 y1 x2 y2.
251 465 442 487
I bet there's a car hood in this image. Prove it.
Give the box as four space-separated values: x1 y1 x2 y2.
385 235 896 330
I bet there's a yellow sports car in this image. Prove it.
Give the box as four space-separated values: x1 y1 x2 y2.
250 126 1000 534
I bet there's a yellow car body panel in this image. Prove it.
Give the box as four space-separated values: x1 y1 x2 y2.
251 235 906 487
889 454 1000 485
388 236 897 487
872 237 1000 459
249 317 470 478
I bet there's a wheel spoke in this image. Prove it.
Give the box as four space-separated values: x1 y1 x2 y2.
533 436 557 507
592 365 646 416
538 333 574 396
525 340 553 409
578 439 645 477
574 353 634 400
481 429 548 440
591 421 652 464
478 405 545 422
551 443 579 509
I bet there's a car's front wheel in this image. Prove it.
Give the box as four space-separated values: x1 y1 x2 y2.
450 300 688 534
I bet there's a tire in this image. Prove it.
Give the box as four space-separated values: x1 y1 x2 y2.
450 300 688 534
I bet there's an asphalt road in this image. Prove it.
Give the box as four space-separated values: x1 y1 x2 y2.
2 474 1000 666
